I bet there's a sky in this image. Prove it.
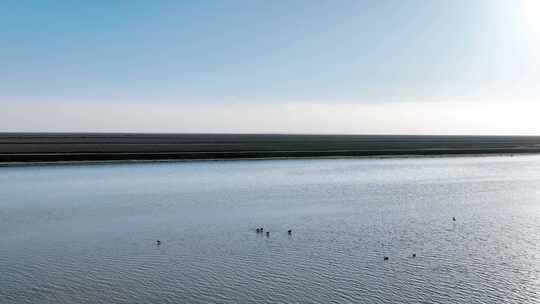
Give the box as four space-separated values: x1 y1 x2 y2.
2 0 540 134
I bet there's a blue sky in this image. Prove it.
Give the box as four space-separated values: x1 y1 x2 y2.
2 0 540 134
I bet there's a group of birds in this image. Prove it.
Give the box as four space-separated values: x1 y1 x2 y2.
153 228 293 246
383 217 456 261
255 227 293 237
155 217 457 261
384 253 416 261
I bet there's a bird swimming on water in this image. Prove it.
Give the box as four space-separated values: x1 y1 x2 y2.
156 240 161 245
287 229 292 235
266 231 270 237
383 256 389 261
412 253 416 258
452 217 456 221
256 228 260 233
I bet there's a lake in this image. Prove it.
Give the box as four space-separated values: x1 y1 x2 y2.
1 156 540 303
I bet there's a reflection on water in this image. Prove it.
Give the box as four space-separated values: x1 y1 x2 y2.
1 156 540 303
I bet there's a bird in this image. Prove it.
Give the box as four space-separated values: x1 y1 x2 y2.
156 240 161 246
452 217 456 221
266 231 270 237
383 256 389 261
260 227 264 232
256 228 260 233
287 229 292 235
412 253 416 258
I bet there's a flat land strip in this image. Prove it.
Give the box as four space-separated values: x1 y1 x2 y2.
2 133 540 163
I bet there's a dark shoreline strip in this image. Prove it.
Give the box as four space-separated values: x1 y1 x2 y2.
1 133 540 165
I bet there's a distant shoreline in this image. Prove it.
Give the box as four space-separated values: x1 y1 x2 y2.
2 133 540 166
1 152 538 167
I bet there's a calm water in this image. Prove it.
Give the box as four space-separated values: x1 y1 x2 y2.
1 156 540 303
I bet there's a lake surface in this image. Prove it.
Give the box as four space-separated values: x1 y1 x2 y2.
1 156 540 303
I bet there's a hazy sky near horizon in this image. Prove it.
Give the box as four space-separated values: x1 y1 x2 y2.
2 0 540 134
